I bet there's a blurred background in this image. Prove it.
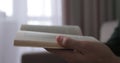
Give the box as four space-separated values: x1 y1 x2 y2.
0 0 119 63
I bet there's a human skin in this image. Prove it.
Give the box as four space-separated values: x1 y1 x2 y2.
47 36 120 63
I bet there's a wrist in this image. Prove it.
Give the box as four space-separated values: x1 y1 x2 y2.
115 57 120 63
109 56 120 63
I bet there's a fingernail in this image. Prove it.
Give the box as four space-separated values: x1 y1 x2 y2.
56 36 63 42
56 36 65 46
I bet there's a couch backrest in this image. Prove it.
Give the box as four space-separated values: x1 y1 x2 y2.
100 21 118 42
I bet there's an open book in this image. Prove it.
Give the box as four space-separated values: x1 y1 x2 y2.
14 25 99 49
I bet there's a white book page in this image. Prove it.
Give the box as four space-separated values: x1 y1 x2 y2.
21 25 82 35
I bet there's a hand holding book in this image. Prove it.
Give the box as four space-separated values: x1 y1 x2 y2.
47 36 120 63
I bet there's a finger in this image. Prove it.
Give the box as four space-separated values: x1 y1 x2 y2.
56 36 82 49
56 36 64 47
56 36 89 54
